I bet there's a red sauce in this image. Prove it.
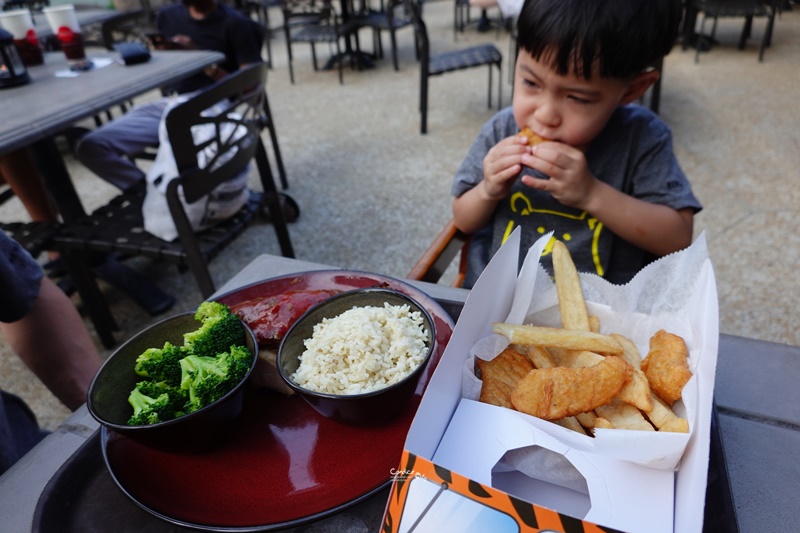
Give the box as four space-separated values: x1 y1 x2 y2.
230 289 340 348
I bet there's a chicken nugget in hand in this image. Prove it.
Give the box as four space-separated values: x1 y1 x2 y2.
518 127 548 146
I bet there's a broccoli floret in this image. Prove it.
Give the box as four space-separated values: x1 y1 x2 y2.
133 342 186 387
127 380 188 426
182 301 245 359
179 345 252 413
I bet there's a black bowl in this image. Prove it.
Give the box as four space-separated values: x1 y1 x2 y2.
87 311 258 453
277 288 435 425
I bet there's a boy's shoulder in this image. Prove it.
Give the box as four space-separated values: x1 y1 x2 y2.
609 104 670 133
590 104 673 154
479 107 518 140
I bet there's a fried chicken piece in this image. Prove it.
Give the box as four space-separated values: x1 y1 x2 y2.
476 347 534 409
518 127 548 146
510 355 632 420
641 330 692 406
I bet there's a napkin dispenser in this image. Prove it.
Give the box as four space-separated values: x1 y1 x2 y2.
114 42 151 66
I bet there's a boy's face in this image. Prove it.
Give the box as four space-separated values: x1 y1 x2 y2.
512 49 649 150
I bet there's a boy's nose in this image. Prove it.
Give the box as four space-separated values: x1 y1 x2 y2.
533 100 560 130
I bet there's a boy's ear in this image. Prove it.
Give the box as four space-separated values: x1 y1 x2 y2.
620 69 661 105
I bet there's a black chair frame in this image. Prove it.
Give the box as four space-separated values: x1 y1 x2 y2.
359 0 416 71
282 0 364 84
405 0 502 134
691 0 778 62
53 64 295 346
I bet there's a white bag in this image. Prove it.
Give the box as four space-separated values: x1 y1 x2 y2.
142 96 251 242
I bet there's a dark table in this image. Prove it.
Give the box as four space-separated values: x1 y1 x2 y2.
1 254 797 531
0 49 225 337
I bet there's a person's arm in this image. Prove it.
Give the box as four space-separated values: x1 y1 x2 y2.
453 133 530 235
522 142 694 256
582 182 693 255
0 277 102 411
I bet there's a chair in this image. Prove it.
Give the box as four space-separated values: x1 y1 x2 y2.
230 0 276 69
407 218 470 287
282 0 364 84
359 0 415 71
404 0 503 134
690 0 778 62
453 0 472 36
52 63 296 345
252 20 290 190
100 9 155 52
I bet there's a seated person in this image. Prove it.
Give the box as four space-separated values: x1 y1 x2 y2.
75 0 263 192
0 149 59 225
0 231 102 474
452 0 701 288
0 149 61 265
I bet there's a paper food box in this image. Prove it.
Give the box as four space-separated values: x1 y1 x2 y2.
382 230 718 533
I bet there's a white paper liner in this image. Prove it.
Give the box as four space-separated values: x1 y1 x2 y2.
463 233 717 471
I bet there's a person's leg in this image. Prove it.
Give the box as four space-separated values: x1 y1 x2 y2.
75 99 169 191
0 149 59 223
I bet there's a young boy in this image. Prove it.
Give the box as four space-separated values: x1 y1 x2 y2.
452 0 701 287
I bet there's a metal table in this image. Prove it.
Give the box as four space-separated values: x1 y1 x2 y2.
1 254 798 531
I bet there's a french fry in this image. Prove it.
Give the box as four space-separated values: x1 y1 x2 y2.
555 416 587 434
616 369 654 412
593 417 613 430
611 333 642 370
492 323 623 355
588 315 601 334
576 412 598 429
552 240 590 331
646 392 689 432
512 344 558 369
595 398 655 431
660 417 690 433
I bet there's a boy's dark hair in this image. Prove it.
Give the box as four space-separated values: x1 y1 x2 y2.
516 0 682 80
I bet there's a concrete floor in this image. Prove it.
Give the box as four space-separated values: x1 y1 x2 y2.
1 0 799 431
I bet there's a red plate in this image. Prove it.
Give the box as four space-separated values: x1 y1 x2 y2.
101 270 454 531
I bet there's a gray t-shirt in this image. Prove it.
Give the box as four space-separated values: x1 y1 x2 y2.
452 105 702 287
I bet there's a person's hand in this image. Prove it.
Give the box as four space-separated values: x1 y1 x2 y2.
480 134 529 202
520 142 599 210
169 34 196 50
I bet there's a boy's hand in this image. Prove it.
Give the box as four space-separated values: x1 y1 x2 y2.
520 142 598 210
481 134 530 201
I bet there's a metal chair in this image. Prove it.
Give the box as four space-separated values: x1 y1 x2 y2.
691 0 778 62
359 0 416 71
53 63 296 346
404 0 502 134
282 0 364 84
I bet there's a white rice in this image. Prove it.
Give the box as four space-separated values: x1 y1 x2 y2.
290 303 429 395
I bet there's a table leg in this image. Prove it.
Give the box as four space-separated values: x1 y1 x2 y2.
29 137 176 318
29 138 88 221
